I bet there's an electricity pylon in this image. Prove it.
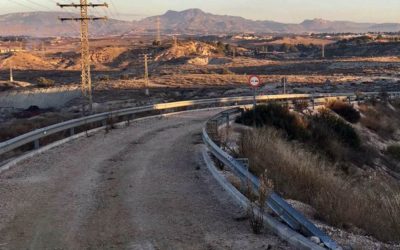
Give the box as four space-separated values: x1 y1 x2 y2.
57 1 108 113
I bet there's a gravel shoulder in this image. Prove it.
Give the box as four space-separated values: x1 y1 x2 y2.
0 110 289 250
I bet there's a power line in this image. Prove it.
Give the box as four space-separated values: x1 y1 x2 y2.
45 0 82 34
8 0 37 11
23 0 57 11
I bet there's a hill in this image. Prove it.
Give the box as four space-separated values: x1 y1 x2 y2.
0 9 400 37
0 12 133 37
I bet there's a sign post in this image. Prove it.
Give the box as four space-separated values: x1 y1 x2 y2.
248 75 261 110
248 75 261 126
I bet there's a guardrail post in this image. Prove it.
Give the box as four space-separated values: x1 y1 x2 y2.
34 139 40 149
126 114 134 126
69 128 75 136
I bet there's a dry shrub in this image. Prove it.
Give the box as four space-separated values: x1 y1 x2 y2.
236 103 310 140
359 104 397 138
36 77 55 87
386 144 400 161
247 171 274 234
241 128 400 242
326 100 361 123
293 100 310 113
0 113 69 142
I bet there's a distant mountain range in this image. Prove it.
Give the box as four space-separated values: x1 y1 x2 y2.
0 9 399 37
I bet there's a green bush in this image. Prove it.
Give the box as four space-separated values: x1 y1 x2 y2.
236 104 310 140
327 100 360 123
236 104 361 161
386 145 400 161
312 110 360 148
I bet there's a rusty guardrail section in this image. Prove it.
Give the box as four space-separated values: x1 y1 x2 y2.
1 91 399 161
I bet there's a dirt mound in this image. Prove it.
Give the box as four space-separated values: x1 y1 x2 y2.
155 41 219 61
90 46 128 65
0 52 57 70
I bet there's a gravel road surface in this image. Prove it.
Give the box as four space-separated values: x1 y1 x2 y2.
0 110 289 250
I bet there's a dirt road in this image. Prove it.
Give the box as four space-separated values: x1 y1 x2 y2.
0 110 289 250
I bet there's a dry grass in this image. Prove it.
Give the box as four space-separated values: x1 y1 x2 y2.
0 113 73 142
240 128 400 242
247 171 274 234
359 104 398 138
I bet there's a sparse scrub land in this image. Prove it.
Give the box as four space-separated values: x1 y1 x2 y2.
236 104 361 160
240 128 400 243
235 102 400 242
236 103 309 140
359 102 400 139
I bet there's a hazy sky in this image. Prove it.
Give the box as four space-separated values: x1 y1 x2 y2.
2 0 400 23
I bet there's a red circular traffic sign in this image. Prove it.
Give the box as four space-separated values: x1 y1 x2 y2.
248 75 261 88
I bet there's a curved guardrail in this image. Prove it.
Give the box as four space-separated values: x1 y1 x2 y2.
1 91 399 161
200 92 390 249
202 91 400 247
202 108 339 249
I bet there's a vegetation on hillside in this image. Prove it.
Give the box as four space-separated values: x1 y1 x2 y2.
235 102 400 242
236 103 362 162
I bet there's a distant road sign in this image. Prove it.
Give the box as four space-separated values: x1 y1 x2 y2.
248 75 261 88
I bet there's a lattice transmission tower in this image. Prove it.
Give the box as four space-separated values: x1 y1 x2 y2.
57 1 108 113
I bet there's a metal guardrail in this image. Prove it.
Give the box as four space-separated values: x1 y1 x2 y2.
267 193 339 250
1 91 399 160
0 94 313 158
201 104 354 249
1 91 399 246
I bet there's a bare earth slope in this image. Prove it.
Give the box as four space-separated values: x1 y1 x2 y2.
0 110 288 250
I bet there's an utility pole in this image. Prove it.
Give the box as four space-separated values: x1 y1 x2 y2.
282 77 287 94
173 36 178 49
9 60 14 82
57 1 108 114
144 54 150 96
156 17 161 45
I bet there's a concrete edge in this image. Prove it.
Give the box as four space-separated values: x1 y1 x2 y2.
0 106 233 175
201 148 325 250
